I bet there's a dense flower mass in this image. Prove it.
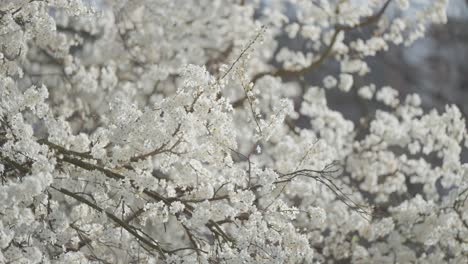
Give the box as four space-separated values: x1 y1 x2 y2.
1 0 467 263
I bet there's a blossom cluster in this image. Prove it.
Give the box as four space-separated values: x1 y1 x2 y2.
0 0 466 263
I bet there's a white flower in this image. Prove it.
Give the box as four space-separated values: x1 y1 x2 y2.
323 75 337 89
169 201 185 214
309 206 326 225
397 0 410 10
376 86 399 107
285 23 300 38
0 0 459 262
341 59 369 75
338 73 353 92
358 85 376 99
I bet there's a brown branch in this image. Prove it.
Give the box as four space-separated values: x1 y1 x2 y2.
50 185 168 258
206 44 234 75
248 0 393 85
130 142 168 162
219 26 265 81
166 247 207 254
275 164 371 220
124 207 145 224
180 224 207 255
60 155 124 181
337 0 393 32
38 139 94 160
129 123 182 163
253 28 341 84
206 220 235 245
178 195 229 204
0 156 30 174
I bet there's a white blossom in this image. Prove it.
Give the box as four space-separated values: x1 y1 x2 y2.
338 73 354 92
358 84 376 100
0 0 464 263
323 75 338 89
376 86 400 107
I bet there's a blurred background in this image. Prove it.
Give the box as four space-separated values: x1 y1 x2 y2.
345 0 468 161
275 0 468 161
329 0 468 120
